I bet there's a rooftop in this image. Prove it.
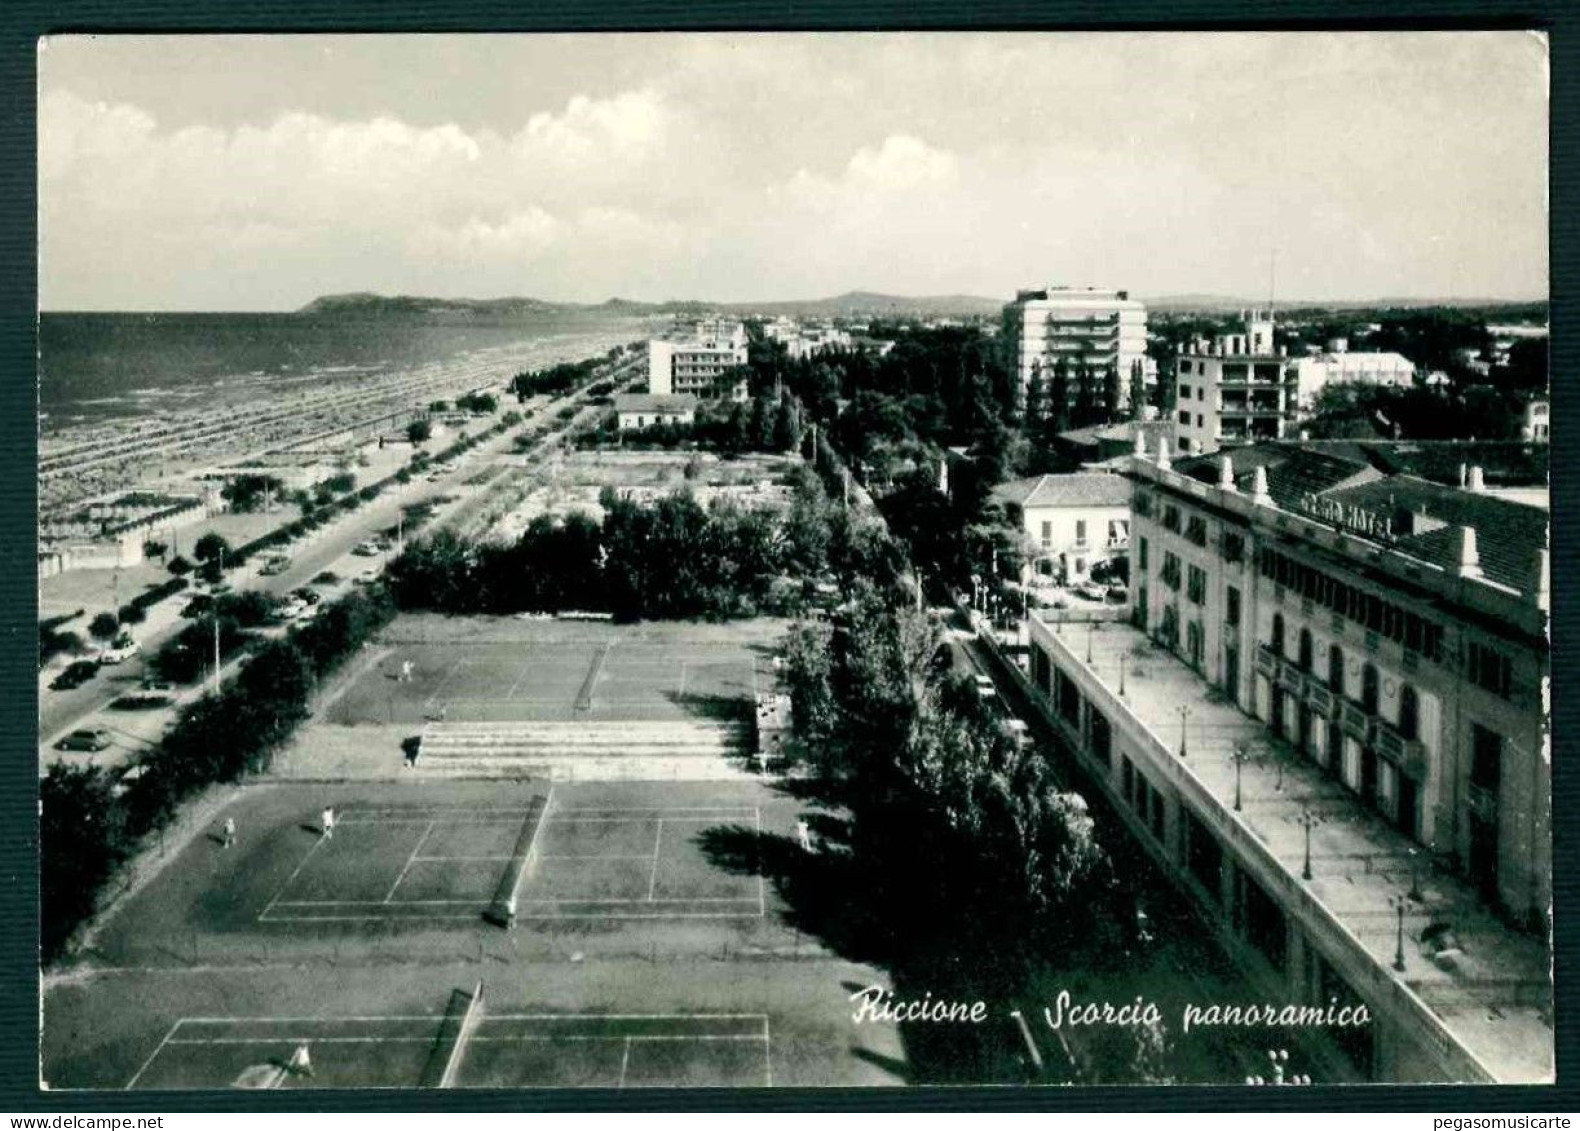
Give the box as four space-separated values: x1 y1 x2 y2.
613 393 700 413
1035 615 1553 1083
991 472 1130 511
1058 419 1175 449
1171 443 1550 597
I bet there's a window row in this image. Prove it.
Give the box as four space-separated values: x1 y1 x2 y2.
1258 547 1445 663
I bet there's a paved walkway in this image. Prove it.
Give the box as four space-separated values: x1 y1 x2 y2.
1044 615 1552 1082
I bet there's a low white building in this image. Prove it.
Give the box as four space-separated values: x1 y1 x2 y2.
614 393 699 431
1292 350 1416 407
990 472 1130 583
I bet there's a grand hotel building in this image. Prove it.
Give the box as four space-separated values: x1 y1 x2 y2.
1022 438 1551 1082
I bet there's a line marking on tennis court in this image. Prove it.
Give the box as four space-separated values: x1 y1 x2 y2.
618 1037 632 1088
647 820 663 901
260 832 330 919
383 820 436 902
125 1019 183 1089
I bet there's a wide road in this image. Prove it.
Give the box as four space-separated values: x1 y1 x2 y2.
39 361 638 758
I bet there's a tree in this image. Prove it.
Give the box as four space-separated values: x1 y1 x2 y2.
1128 358 1148 420
406 419 432 445
143 540 167 559
41 764 131 962
429 400 450 413
88 612 120 642
192 532 231 565
167 555 193 578
221 474 285 514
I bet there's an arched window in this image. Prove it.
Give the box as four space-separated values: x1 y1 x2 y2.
1328 644 1344 695
1298 628 1313 672
1272 613 1285 656
1399 685 1419 741
1362 663 1379 714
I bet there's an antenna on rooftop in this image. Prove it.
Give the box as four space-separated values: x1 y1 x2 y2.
1268 248 1278 321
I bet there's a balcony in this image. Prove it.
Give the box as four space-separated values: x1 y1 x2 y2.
1304 683 1334 714
1373 721 1427 779
1255 643 1280 678
1340 700 1374 742
1277 665 1305 695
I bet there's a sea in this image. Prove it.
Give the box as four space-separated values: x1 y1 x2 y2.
38 311 643 433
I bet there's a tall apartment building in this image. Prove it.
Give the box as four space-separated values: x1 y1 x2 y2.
1174 311 1299 454
647 318 750 401
1022 437 1551 1081
1001 286 1149 412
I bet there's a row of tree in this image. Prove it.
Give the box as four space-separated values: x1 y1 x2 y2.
42 586 397 963
386 465 890 622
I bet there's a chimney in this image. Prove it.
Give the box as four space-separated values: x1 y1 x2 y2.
1156 436 1172 471
1218 455 1236 491
1134 429 1148 458
1251 466 1272 505
1534 546 1550 609
1299 429 1310 442
1467 466 1486 493
1454 525 1483 579
1458 463 1467 488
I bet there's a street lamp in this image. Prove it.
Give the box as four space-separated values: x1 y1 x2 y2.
1177 704 1192 758
1392 892 1409 972
1086 624 1094 664
1118 654 1127 698
1407 846 1423 902
1297 806 1321 881
1230 740 1252 811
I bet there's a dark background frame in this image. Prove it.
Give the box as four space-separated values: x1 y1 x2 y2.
3 0 1572 1113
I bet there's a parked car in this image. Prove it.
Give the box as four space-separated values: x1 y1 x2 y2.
278 598 309 621
96 633 141 665
352 541 382 557
56 727 112 752
973 673 996 698
1106 583 1129 605
50 660 99 690
292 588 322 606
1075 581 1108 602
259 555 291 576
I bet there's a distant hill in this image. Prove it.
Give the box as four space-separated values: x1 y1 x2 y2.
1144 293 1548 315
297 290 1004 320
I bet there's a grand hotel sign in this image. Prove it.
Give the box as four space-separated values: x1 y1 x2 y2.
1296 492 1394 541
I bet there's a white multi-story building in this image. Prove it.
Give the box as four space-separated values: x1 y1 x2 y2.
1291 350 1416 408
1002 286 1149 411
1174 311 1298 455
990 472 1130 584
647 319 749 401
1020 437 1551 1082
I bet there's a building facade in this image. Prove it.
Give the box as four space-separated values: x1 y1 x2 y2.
647 319 749 400
1292 350 1417 408
613 393 699 431
990 472 1130 584
1001 286 1149 411
1018 437 1550 1081
1174 312 1299 455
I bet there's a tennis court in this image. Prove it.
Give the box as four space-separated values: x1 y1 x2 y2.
327 633 771 726
256 793 763 925
126 985 772 1090
258 799 547 924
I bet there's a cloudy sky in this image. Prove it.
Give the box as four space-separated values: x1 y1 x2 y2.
39 32 1548 311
